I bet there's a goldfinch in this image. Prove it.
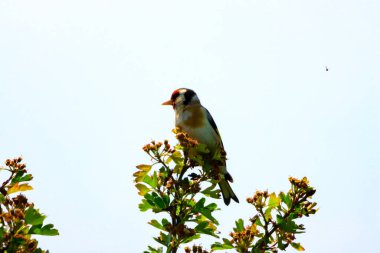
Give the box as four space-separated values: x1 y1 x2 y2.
162 88 239 205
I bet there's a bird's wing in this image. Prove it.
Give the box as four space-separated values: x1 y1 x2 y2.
205 108 224 147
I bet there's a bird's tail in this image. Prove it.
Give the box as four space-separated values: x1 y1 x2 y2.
218 174 239 205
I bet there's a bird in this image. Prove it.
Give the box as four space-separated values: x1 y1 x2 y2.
162 88 239 205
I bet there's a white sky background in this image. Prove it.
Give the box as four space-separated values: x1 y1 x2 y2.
1 0 379 252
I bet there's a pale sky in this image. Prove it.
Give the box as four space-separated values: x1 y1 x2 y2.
1 0 379 252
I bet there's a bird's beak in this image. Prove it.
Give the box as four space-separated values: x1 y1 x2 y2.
162 100 172 106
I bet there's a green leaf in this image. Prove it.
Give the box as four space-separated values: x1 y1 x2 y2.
280 192 292 209
211 242 234 250
255 217 264 227
194 198 206 210
165 156 172 164
25 207 46 225
29 224 59 236
234 218 244 232
148 219 165 231
158 167 168 179
182 234 201 243
194 221 209 232
268 193 281 208
0 193 4 203
277 236 286 250
208 189 220 199
201 184 220 199
196 201 219 225
152 192 166 209
201 184 216 194
153 232 170 247
276 215 284 224
162 194 170 207
134 165 152 182
222 238 233 246
193 217 218 237
170 151 183 165
144 193 155 205
0 227 4 238
136 164 152 172
264 207 272 220
252 247 261 253
173 164 182 174
139 199 153 212
146 246 163 253
7 183 33 194
133 171 148 183
200 209 219 225
143 172 158 188
161 218 170 227
291 242 305 251
11 171 33 184
205 203 218 211
135 183 150 196
278 219 299 233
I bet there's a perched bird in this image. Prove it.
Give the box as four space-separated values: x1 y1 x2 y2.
162 88 239 205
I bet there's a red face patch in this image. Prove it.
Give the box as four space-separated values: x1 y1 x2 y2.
170 89 182 101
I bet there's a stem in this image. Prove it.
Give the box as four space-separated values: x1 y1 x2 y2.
168 153 191 253
178 155 189 182
253 192 309 252
0 169 15 225
0 204 5 225
168 208 180 253
0 171 14 196
258 205 269 235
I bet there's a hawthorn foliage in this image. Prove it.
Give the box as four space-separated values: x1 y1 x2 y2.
134 131 318 253
0 157 59 253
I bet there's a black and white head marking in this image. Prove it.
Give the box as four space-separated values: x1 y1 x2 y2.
170 88 199 108
182 89 197 105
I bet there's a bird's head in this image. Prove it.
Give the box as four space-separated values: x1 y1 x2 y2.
162 88 200 109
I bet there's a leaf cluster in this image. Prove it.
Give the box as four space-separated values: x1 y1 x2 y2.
134 131 222 253
135 131 318 253
0 157 59 253
212 177 317 253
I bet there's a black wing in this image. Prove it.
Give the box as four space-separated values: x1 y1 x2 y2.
205 108 224 146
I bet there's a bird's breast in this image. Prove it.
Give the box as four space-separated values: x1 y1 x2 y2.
182 106 205 127
175 106 220 153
